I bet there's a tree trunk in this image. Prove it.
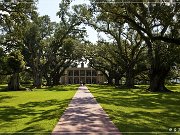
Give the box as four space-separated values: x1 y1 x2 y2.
33 72 42 88
44 74 52 86
115 78 119 85
8 73 20 91
125 76 134 88
115 75 121 86
52 73 61 86
148 66 171 92
107 76 113 85
46 77 52 86
107 72 114 85
125 69 134 88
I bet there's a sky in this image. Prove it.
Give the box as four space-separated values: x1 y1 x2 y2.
37 0 98 43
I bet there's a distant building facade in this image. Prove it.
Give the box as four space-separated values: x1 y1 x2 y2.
60 67 106 84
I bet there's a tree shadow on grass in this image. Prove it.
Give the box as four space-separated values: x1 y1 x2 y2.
0 95 14 103
47 87 69 91
12 126 47 135
89 86 180 133
97 90 179 110
104 109 173 135
42 85 78 92
0 105 35 122
0 99 72 133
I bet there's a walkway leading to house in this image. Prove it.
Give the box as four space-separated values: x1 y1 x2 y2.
52 86 121 135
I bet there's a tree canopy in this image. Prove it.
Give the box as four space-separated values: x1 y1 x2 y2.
0 0 179 92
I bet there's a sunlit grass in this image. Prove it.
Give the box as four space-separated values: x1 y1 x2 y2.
0 85 78 134
88 84 180 135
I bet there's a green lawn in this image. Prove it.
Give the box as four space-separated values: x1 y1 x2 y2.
88 84 180 135
0 85 78 134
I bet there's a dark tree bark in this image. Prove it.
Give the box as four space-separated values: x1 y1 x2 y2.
115 77 120 86
107 77 113 85
125 68 135 88
46 77 52 86
8 73 20 91
148 66 171 92
52 66 68 86
114 73 121 86
33 72 42 88
44 74 52 86
52 73 61 85
107 72 114 85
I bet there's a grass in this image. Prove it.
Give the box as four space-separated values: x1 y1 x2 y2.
0 84 78 134
0 84 7 91
88 84 180 135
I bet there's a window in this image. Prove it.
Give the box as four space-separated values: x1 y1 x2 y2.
80 70 85 76
68 71 73 76
86 70 91 76
74 70 79 76
92 70 97 76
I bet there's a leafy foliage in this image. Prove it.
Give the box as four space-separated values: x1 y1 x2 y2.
7 50 25 74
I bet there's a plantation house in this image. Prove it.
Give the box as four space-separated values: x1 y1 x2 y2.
60 64 106 84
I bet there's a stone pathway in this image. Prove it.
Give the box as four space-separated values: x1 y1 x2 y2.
52 86 121 135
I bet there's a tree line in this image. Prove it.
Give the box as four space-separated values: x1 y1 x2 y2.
0 0 180 92
0 0 85 90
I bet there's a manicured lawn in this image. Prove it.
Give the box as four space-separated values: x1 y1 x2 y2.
0 85 78 134
88 84 180 135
